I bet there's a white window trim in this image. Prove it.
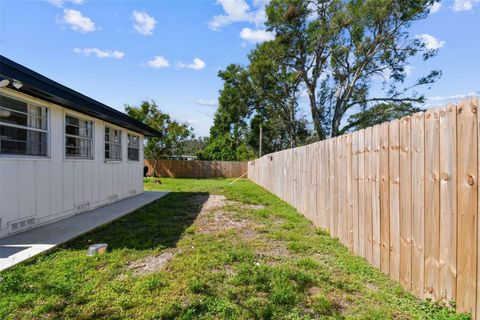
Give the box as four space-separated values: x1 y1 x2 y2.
104 125 123 162
64 113 95 160
0 92 51 159
127 133 140 162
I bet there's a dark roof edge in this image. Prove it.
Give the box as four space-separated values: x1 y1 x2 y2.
0 55 161 137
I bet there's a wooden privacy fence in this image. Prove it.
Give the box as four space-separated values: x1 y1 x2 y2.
248 98 480 318
145 159 247 178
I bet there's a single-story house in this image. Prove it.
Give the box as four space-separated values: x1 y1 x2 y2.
0 55 160 239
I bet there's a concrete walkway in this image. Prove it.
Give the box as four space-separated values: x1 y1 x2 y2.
0 191 168 271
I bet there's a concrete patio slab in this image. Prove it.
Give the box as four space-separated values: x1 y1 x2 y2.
0 191 169 271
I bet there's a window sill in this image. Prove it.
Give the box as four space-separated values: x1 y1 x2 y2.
0 155 51 161
104 160 123 164
64 157 95 162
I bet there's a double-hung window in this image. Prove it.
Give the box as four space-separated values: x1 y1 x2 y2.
127 134 140 161
105 126 122 161
0 94 49 157
65 115 94 159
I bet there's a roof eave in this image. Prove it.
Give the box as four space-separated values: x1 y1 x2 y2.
0 55 162 137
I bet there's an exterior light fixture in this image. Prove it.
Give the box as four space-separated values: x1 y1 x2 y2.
12 80 23 89
0 79 9 88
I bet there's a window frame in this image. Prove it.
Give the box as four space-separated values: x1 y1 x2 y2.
64 113 95 160
104 125 123 162
0 91 50 159
127 133 140 161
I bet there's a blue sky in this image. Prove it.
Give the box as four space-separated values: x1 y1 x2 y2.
0 0 479 137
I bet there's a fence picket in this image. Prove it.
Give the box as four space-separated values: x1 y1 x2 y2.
358 130 366 258
457 99 477 315
347 134 354 250
365 127 373 264
352 131 360 255
411 112 425 297
424 109 441 299
439 105 457 302
379 122 390 274
372 125 381 269
389 119 401 282
400 116 412 290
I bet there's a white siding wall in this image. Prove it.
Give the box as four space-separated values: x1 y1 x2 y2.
0 88 144 238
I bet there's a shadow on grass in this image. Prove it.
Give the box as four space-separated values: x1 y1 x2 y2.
61 192 208 251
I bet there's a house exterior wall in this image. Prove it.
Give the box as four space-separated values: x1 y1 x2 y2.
0 88 144 238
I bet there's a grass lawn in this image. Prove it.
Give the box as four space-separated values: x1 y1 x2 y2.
0 178 470 319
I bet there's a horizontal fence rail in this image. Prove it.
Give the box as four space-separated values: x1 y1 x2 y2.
145 159 247 178
248 98 480 318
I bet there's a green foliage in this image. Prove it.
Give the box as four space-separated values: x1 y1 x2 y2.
265 0 441 138
201 42 311 161
197 133 254 161
182 137 208 157
344 102 422 132
125 100 193 162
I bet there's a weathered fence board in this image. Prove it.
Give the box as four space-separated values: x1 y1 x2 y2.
145 159 247 178
248 98 480 318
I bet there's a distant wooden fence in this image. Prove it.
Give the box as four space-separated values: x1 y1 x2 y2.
248 98 480 318
145 159 247 178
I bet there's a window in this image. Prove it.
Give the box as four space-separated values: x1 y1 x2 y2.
105 126 122 160
0 94 48 156
65 115 94 158
128 134 140 161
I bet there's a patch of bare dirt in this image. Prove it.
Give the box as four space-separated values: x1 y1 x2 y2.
127 250 175 276
126 194 274 276
194 195 257 235
255 240 291 261
242 203 266 210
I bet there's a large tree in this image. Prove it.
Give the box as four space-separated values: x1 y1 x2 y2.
248 40 309 149
266 0 441 138
201 41 311 161
125 100 193 176
198 64 256 161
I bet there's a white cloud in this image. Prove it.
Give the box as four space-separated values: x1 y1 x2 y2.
426 91 480 106
61 9 95 32
177 58 206 71
147 56 170 68
196 99 218 107
453 0 480 11
240 27 274 43
430 2 442 13
209 0 267 31
405 65 414 76
132 10 156 35
416 34 445 50
48 0 84 7
74 48 124 59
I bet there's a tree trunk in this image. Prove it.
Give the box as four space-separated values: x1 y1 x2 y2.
330 108 343 138
330 100 346 138
308 92 326 140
